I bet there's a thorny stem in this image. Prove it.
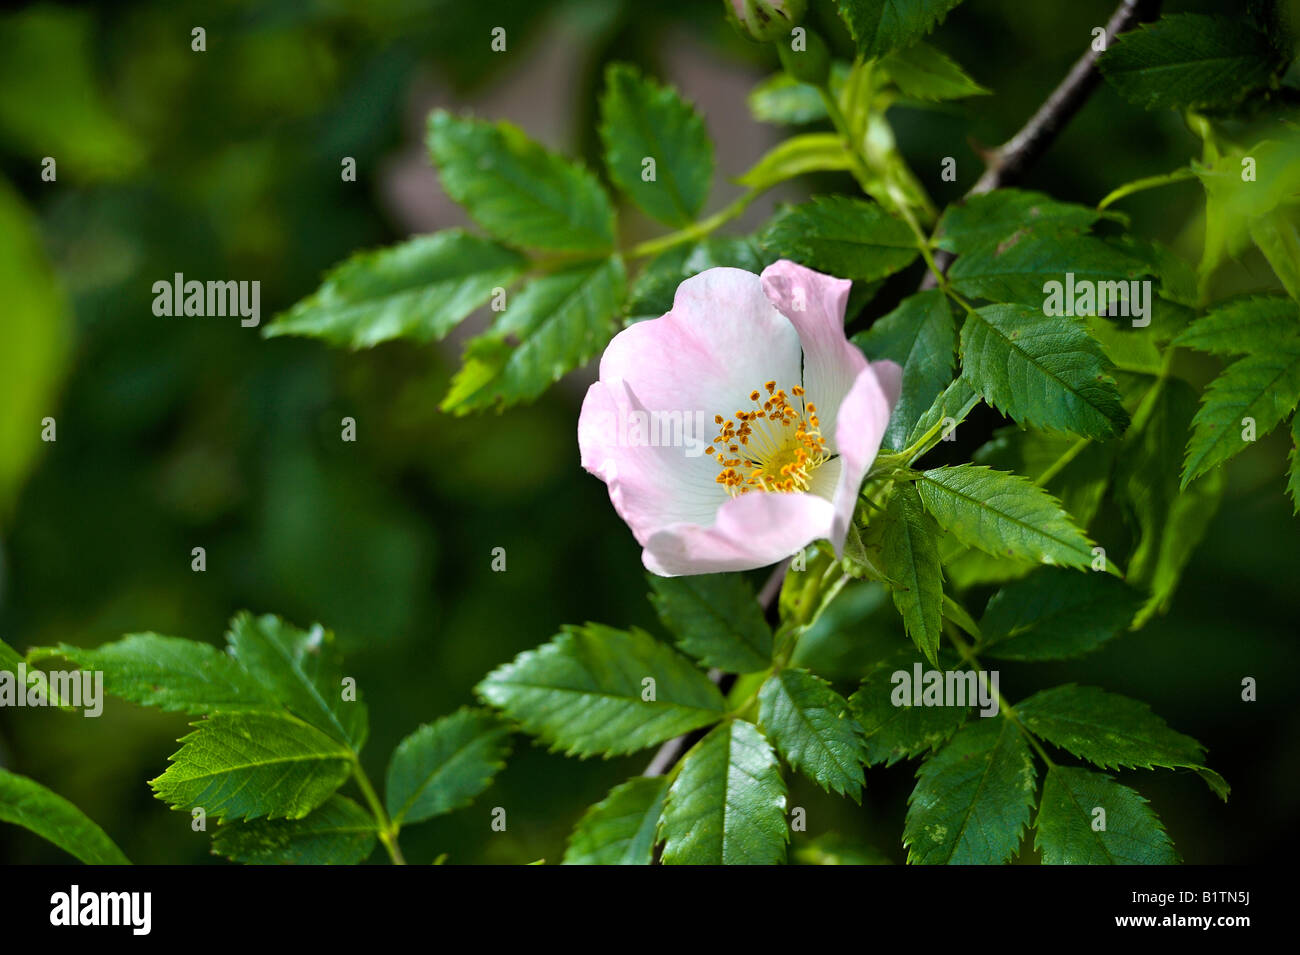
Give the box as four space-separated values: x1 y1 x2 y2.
642 0 1158 785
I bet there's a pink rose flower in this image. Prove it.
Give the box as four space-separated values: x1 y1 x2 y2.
579 260 901 576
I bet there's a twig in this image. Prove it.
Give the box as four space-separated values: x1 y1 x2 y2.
921 0 1162 287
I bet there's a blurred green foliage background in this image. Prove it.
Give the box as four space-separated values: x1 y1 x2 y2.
1 0 1296 864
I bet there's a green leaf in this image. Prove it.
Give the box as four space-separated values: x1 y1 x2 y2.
974 426 1115 530
647 573 773 673
849 652 969 766
760 196 919 282
881 40 987 101
226 613 367 750
264 231 525 349
626 244 695 321
980 569 1142 661
948 233 1150 308
49 633 275 715
904 717 1036 864
1174 295 1300 355
150 711 354 822
961 304 1129 439
562 776 669 865
1015 684 1213 778
1035 766 1178 864
1117 379 1224 626
659 720 788 865
211 795 377 865
916 465 1097 569
427 110 614 252
599 64 712 227
385 707 512 826
441 256 626 414
1181 340 1300 488
836 0 967 59
853 288 956 450
906 376 979 447
877 484 944 664
475 623 725 758
0 767 130 864
1251 207 1300 301
758 668 868 799
748 74 827 125
736 133 853 192
1100 14 1285 112
934 189 1113 255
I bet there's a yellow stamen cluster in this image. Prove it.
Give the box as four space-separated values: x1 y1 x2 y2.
710 380 828 495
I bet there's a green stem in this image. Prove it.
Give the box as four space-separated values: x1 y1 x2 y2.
1097 166 1197 211
627 192 758 260
352 760 406 865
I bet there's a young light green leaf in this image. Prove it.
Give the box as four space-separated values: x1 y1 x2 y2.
475 623 725 758
647 572 773 673
562 776 669 865
385 707 512 826
1174 295 1300 355
736 133 853 192
150 711 354 822
853 288 956 450
427 110 614 252
877 484 944 665
1181 340 1300 488
599 64 712 227
881 40 987 101
0 767 130 864
441 256 626 414
747 63 851 126
1100 14 1285 112
49 633 274 715
760 196 918 282
211 795 377 865
934 189 1113 255
835 0 967 59
758 668 868 800
961 304 1129 439
659 720 788 865
1035 766 1178 864
226 612 367 750
264 231 525 349
916 465 1097 569
1016 685 1221 791
948 233 1150 307
980 568 1142 661
904 717 1036 864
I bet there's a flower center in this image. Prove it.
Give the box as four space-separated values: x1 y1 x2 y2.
709 381 829 495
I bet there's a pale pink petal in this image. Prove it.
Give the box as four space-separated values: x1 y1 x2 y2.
759 260 866 445
599 268 801 416
579 380 727 543
642 490 838 576
826 361 900 551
